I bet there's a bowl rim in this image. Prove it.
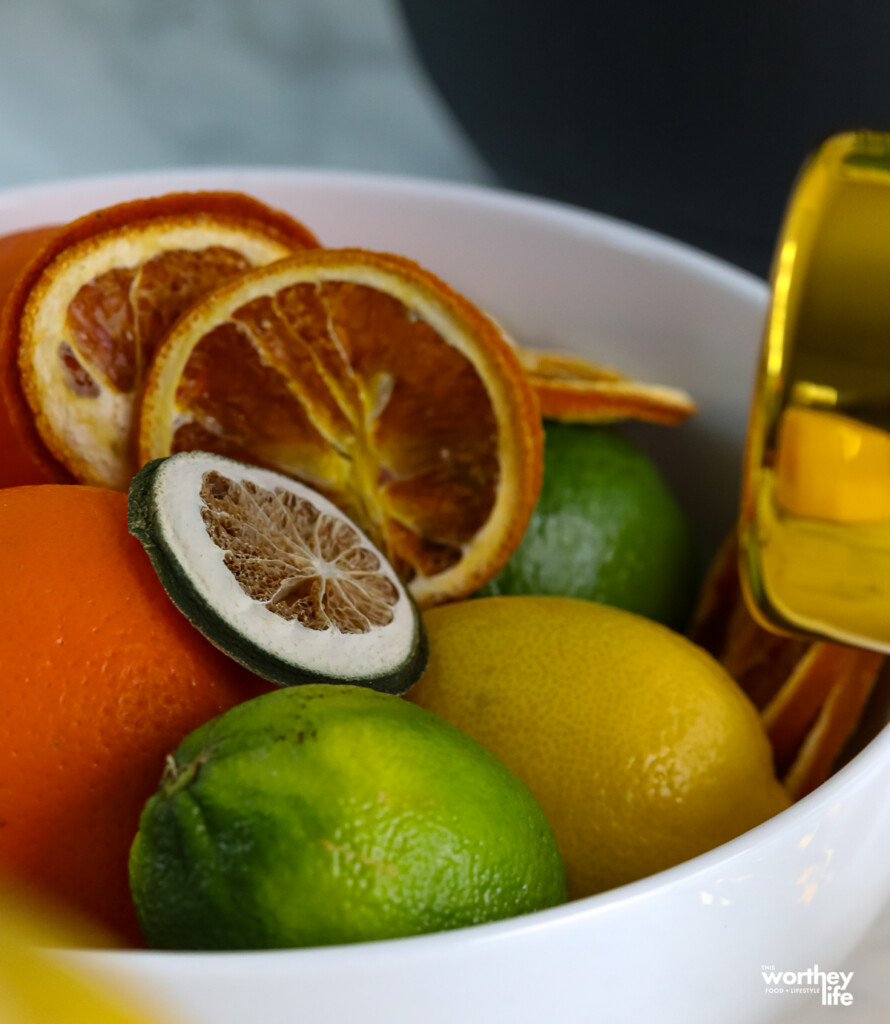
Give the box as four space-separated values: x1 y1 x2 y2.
0 163 767 297
8 167 885 963
90 718 889 968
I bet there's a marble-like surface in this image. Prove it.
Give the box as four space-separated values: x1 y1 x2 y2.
0 1 887 1019
0 0 493 189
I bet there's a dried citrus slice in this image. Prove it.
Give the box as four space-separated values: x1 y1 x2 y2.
689 529 884 799
139 249 543 607
128 452 428 693
5 193 318 489
516 346 697 425
779 654 882 800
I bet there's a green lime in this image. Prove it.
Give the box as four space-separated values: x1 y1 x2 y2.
128 452 427 694
129 685 566 949
477 423 697 628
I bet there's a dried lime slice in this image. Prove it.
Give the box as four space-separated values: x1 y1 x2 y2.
127 451 427 693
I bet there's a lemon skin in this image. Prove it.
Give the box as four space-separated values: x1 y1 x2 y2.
408 596 791 899
129 685 566 949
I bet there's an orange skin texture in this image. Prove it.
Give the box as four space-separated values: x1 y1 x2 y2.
0 226 73 488
0 485 274 945
0 226 60 313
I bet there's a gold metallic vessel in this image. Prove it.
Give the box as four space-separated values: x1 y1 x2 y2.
742 131 890 651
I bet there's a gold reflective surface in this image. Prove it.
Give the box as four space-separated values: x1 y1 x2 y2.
742 132 890 651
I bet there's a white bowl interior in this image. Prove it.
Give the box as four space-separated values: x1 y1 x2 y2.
3 170 888 1024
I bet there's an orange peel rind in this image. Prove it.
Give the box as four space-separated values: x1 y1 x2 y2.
690 528 884 800
780 652 882 801
3 192 318 490
138 248 544 608
516 346 697 426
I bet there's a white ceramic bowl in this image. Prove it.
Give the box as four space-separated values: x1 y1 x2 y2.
4 170 889 1024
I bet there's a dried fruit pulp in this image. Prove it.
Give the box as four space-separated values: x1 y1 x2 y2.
140 250 542 606
198 469 400 633
128 453 428 692
154 275 496 575
9 193 318 489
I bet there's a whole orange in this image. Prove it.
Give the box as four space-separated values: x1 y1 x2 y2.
0 226 72 488
0 226 58 312
0 485 272 944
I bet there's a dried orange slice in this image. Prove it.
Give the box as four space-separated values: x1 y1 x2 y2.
138 249 543 607
5 193 318 489
689 530 884 800
516 346 697 425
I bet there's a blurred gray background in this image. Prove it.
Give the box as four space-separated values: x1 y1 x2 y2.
0 0 491 189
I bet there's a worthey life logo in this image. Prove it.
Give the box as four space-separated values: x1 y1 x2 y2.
761 964 854 1006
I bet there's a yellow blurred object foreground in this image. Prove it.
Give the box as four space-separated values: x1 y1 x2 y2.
408 596 790 898
0 886 170 1024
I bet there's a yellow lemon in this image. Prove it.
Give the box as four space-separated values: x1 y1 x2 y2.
408 596 790 898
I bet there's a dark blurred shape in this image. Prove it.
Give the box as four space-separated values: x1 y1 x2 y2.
398 0 890 276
